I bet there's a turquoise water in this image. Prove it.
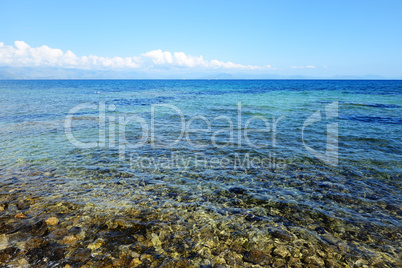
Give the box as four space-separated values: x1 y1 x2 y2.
0 80 401 267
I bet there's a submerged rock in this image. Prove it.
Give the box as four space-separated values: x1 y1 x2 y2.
0 247 20 263
229 187 247 195
25 243 65 265
68 226 81 235
0 202 8 212
48 228 68 240
16 201 30 210
26 236 49 249
273 245 290 258
68 248 92 264
269 228 294 241
61 235 78 245
243 249 268 264
0 234 8 250
88 238 105 250
45 217 59 226
15 212 27 219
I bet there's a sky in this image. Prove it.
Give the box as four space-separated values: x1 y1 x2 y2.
0 0 401 78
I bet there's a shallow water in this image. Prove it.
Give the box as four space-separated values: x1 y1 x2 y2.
0 80 401 267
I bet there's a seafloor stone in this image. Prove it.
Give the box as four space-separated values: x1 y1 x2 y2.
25 220 49 236
88 238 105 250
0 247 20 263
0 202 8 212
242 249 268 264
112 256 133 267
61 235 78 245
130 257 142 267
45 217 59 226
16 201 30 210
269 228 295 241
68 248 92 264
0 234 8 250
68 226 82 235
229 187 247 195
271 258 287 267
18 258 29 267
48 228 68 240
273 245 290 258
303 254 325 266
26 236 49 249
15 212 27 219
25 242 65 265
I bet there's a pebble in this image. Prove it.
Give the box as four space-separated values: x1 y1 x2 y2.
69 248 91 263
0 203 8 212
303 255 325 266
0 247 21 263
16 201 30 210
61 235 78 245
48 228 68 240
88 238 104 250
0 235 8 250
130 258 142 267
15 212 27 219
270 228 294 241
151 233 161 248
45 217 59 226
68 226 81 235
229 187 247 195
271 258 287 267
242 249 268 264
273 245 290 258
26 237 48 249
18 258 29 267
112 256 132 267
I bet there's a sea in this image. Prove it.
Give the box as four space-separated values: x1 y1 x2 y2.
0 80 401 267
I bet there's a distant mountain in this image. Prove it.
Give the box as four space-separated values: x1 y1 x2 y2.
330 74 386 79
0 67 145 79
0 66 398 80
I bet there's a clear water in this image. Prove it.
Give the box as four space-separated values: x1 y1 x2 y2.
0 80 401 267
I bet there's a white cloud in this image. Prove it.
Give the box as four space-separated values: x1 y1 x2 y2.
291 65 316 69
0 41 275 71
0 41 142 69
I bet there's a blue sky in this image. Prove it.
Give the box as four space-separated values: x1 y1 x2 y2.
1 0 401 78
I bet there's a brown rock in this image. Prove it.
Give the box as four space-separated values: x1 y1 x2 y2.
112 256 132 267
0 247 21 263
16 201 30 210
15 212 27 219
48 228 69 240
243 249 268 264
88 238 104 250
69 248 91 263
269 228 294 241
61 235 78 245
45 217 59 226
18 258 29 267
0 203 8 212
130 258 142 267
0 234 8 250
26 237 49 249
271 258 287 267
273 245 290 258
303 255 325 266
